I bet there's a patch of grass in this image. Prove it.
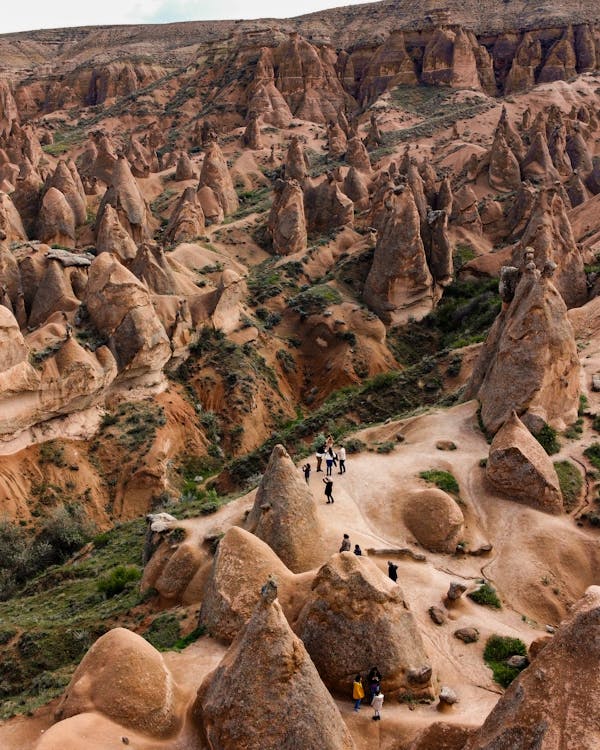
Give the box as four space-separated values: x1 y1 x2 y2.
533 424 560 455
564 418 584 440
579 394 589 416
226 186 271 222
344 438 366 454
97 565 142 598
584 443 600 470
173 625 207 650
288 284 342 316
419 469 459 495
376 441 396 454
143 613 180 650
39 441 67 467
554 460 583 513
483 635 527 688
468 582 501 609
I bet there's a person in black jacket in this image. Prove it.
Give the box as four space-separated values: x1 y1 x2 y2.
387 561 398 582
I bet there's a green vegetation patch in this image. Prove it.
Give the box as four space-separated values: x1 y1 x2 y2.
468 582 501 609
143 613 181 650
533 424 560 455
584 443 600 470
483 635 527 688
554 460 583 513
419 469 460 495
288 284 342 316
97 565 142 598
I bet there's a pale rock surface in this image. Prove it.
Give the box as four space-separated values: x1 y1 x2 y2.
268 178 307 255
403 488 464 552
198 141 238 216
37 187 76 248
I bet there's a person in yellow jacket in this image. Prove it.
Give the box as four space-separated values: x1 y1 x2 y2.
352 674 365 712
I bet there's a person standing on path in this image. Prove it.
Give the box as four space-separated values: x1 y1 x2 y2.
323 477 334 503
302 463 311 484
352 675 364 712
388 561 398 582
353 544 362 556
371 688 384 721
339 533 351 552
367 666 381 701
315 444 325 472
325 448 336 476
338 445 346 474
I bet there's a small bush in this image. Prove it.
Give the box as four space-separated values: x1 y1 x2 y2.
593 414 600 433
554 460 583 513
288 284 342 316
483 635 527 687
564 418 584 440
468 582 501 609
97 566 141 598
344 438 366 454
143 614 180 650
533 424 560 455
584 443 600 471
419 469 459 495
579 394 588 416
173 625 207 650
376 441 396 454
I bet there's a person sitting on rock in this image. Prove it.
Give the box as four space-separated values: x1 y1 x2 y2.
339 533 351 552
352 674 365 712
387 561 398 582
353 544 362 556
323 477 334 504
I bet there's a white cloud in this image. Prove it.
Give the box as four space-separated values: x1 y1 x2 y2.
2 0 370 33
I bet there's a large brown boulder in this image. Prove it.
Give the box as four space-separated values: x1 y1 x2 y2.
246 47 293 128
521 131 560 184
48 160 86 227
199 526 296 642
464 586 600 749
466 254 580 434
174 151 196 181
28 260 80 328
285 136 308 182
54 627 182 738
358 30 417 105
403 488 464 552
538 26 577 83
165 186 205 244
486 411 563 514
245 444 325 573
296 553 432 696
488 129 521 193
198 142 238 216
363 187 434 324
37 187 76 248
192 584 355 750
304 174 354 236
422 27 482 89
268 178 307 255
95 203 137 260
505 32 542 94
0 191 27 242
0 80 19 137
345 136 371 174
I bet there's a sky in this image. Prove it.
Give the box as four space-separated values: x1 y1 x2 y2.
3 0 372 33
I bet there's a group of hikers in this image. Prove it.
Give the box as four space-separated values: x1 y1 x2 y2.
352 667 384 719
301 434 347 505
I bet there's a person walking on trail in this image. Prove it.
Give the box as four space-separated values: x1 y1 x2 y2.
316 444 325 472
302 463 311 484
323 477 334 503
371 688 384 721
339 533 351 552
338 444 346 474
388 561 398 582
352 674 364 712
325 448 337 476
354 544 362 556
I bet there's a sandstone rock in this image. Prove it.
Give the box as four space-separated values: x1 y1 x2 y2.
403 488 464 553
199 142 238 217
245 444 324 573
447 582 467 601
451 184 482 234
296 553 432 695
268 178 307 255
304 174 353 236
197 185 224 225
28 260 80 329
96 155 155 243
566 125 593 176
538 26 577 83
327 120 347 158
285 136 308 182
54 628 182 737
505 33 542 94
429 606 445 625
466 253 580 434
422 27 481 89
427 209 453 285
345 136 371 173
342 167 370 211
454 628 479 643
174 151 196 181
95 203 138 260
486 411 563 514
246 47 293 128
165 186 205 245
193 586 355 750
528 635 553 660
242 115 263 150
521 131 560 184
516 188 586 308
126 133 158 178
488 129 521 193
0 80 19 137
586 155 600 195
364 112 383 151
436 176 453 214
90 132 119 184
84 253 170 379
129 242 179 295
506 655 528 669
363 187 434 325
464 586 600 749
211 268 247 334
199 526 294 642
408 722 474 750
37 187 76 247
439 686 459 705
0 191 27 243
358 30 417 105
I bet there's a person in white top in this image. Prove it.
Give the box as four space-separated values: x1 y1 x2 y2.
338 445 347 474
371 688 384 721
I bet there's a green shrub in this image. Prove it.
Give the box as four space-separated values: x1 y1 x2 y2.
593 414 600 433
533 424 560 455
143 614 180 650
173 625 206 650
97 566 141 598
468 582 501 609
584 443 600 471
344 438 366 454
419 469 459 495
376 441 396 454
579 394 588 416
288 284 342 316
564 418 584 440
483 635 527 687
554 460 583 513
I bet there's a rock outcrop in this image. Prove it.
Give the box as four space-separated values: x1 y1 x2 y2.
268 178 307 255
464 586 600 749
165 186 205 245
486 411 563 514
37 187 76 248
466 251 580 434
192 582 355 750
198 142 238 216
403 488 464 552
245 444 324 573
95 203 138 260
